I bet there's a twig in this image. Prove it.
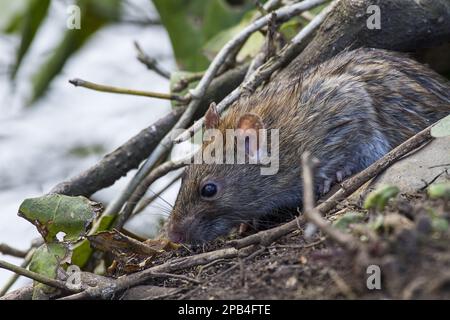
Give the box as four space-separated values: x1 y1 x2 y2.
179 246 265 300
0 259 77 293
175 0 333 143
230 124 433 249
0 244 28 258
270 237 325 249
60 246 255 300
172 72 204 92
245 11 279 80
196 259 227 279
69 78 188 103
301 151 360 251
134 41 171 79
149 272 201 284
327 268 356 299
0 248 35 297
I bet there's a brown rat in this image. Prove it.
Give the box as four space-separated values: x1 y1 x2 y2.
167 48 450 244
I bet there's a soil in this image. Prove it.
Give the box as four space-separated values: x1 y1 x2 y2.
120 190 450 300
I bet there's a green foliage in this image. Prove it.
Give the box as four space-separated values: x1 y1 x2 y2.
29 243 71 297
30 0 121 104
364 185 400 212
152 0 253 71
333 211 365 230
71 214 116 268
18 194 101 243
431 114 450 138
1 0 121 104
18 193 108 297
10 0 51 79
0 0 28 33
427 182 450 200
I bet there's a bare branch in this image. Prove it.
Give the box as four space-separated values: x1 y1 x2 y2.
0 244 28 258
69 78 188 103
0 259 78 293
301 151 360 251
0 248 35 297
134 41 171 79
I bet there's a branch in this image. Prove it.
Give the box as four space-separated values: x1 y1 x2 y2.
301 152 361 252
134 41 171 79
60 246 255 300
230 124 433 249
0 248 35 297
280 0 450 79
69 78 188 103
175 0 336 143
0 259 77 293
0 243 28 258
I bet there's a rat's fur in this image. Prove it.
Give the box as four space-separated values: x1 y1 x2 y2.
168 48 450 243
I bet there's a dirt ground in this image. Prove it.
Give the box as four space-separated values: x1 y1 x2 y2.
118 190 450 300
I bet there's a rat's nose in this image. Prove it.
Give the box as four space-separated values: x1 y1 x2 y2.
167 226 186 243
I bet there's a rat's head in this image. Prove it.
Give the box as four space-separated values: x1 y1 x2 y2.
167 163 267 243
167 103 287 244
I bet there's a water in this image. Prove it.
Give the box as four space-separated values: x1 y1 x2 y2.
0 0 182 293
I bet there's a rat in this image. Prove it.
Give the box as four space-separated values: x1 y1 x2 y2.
167 48 450 244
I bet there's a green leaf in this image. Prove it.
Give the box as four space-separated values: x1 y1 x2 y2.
18 194 102 243
431 114 450 138
333 211 365 230
0 0 28 32
10 0 51 79
427 182 450 199
363 185 400 212
29 243 71 297
203 10 264 62
71 214 116 268
152 0 251 71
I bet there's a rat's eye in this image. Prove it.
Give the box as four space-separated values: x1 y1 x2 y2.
200 183 218 198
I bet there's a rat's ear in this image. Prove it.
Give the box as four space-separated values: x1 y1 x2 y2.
236 113 266 159
204 102 220 129
236 113 265 131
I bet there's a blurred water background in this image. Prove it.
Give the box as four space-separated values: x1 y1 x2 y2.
0 0 181 291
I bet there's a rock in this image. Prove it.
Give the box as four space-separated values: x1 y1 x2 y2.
349 136 450 203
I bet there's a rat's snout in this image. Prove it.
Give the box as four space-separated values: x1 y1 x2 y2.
167 213 232 244
167 214 198 244
167 224 187 243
